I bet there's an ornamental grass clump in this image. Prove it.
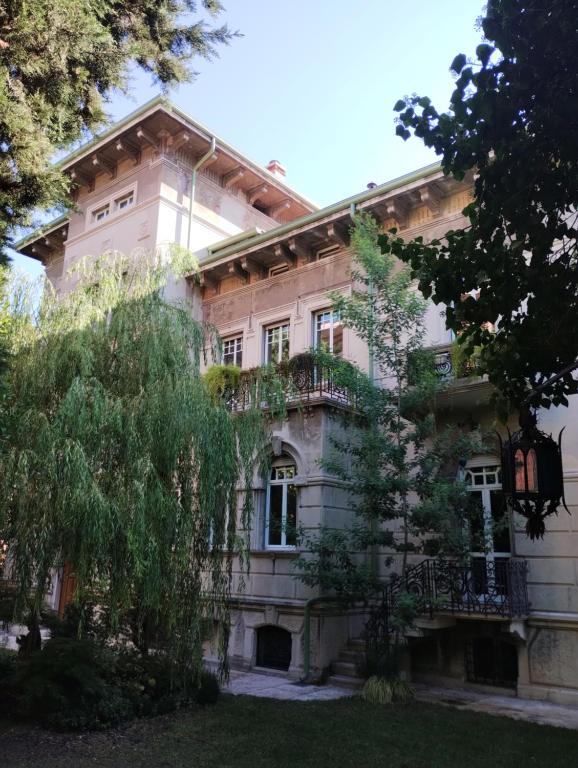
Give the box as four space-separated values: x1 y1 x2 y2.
361 676 414 705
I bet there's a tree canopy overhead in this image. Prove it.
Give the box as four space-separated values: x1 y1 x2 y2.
394 0 578 414
0 1 237 261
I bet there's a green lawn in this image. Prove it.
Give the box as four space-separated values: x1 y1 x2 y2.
3 694 578 768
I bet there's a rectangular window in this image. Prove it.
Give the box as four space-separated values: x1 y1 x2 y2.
115 190 134 211
92 204 110 223
265 323 290 364
88 186 137 229
267 485 284 546
266 464 297 548
222 335 243 367
314 309 343 355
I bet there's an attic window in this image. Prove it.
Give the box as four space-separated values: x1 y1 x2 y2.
115 190 134 211
86 184 138 230
92 204 110 223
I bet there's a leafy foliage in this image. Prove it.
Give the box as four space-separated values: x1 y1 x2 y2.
295 215 482 606
0 647 17 678
0 637 220 730
204 364 242 403
296 524 376 600
394 0 578 413
0 252 269 680
0 266 9 442
0 1 237 256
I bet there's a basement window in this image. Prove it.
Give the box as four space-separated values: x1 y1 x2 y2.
256 626 292 671
465 638 518 688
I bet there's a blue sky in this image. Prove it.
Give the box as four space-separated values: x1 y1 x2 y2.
12 0 485 277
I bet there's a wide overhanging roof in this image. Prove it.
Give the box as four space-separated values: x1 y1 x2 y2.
15 95 320 260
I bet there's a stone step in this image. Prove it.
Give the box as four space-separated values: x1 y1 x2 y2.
347 638 365 651
327 674 364 691
333 660 360 677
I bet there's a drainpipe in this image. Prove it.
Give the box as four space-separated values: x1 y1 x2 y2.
186 137 217 252
301 596 344 683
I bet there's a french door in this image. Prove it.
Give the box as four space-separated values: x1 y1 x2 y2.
465 464 511 598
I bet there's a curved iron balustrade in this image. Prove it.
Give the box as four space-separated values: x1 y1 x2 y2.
223 357 353 412
366 558 529 659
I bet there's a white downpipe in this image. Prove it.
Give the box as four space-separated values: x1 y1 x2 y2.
186 137 217 252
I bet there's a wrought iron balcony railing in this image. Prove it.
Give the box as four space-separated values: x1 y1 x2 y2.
433 343 481 381
223 357 353 413
434 348 454 379
366 558 529 653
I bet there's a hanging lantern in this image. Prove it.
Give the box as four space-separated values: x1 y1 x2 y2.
499 408 569 540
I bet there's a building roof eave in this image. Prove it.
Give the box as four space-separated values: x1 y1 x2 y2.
56 97 318 215
199 160 444 269
13 213 71 260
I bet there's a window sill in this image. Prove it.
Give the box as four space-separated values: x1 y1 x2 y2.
253 549 298 557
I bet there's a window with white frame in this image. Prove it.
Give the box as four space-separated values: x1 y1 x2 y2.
464 463 510 557
222 335 243 367
115 190 134 212
92 203 110 223
464 461 510 598
264 322 290 364
313 308 343 355
87 185 137 228
265 460 297 548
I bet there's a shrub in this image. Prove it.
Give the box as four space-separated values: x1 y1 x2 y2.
0 647 18 678
1 638 220 730
9 638 134 730
203 364 241 402
195 670 219 705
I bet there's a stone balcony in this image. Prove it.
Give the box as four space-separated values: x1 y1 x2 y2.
431 343 494 413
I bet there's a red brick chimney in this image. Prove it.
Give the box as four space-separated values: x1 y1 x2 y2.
266 159 286 180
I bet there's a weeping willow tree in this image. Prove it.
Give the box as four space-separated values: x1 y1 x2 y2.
0 251 270 679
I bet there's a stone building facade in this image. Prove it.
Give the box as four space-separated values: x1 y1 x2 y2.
16 98 578 706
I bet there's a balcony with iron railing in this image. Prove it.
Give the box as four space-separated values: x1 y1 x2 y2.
220 354 355 413
431 342 493 411
214 344 492 415
366 558 529 654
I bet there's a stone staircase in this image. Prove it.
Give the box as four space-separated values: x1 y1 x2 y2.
327 637 365 690
326 614 459 691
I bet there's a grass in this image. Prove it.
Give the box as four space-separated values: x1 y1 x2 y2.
3 694 578 768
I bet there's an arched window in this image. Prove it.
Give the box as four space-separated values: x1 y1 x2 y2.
265 457 297 549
